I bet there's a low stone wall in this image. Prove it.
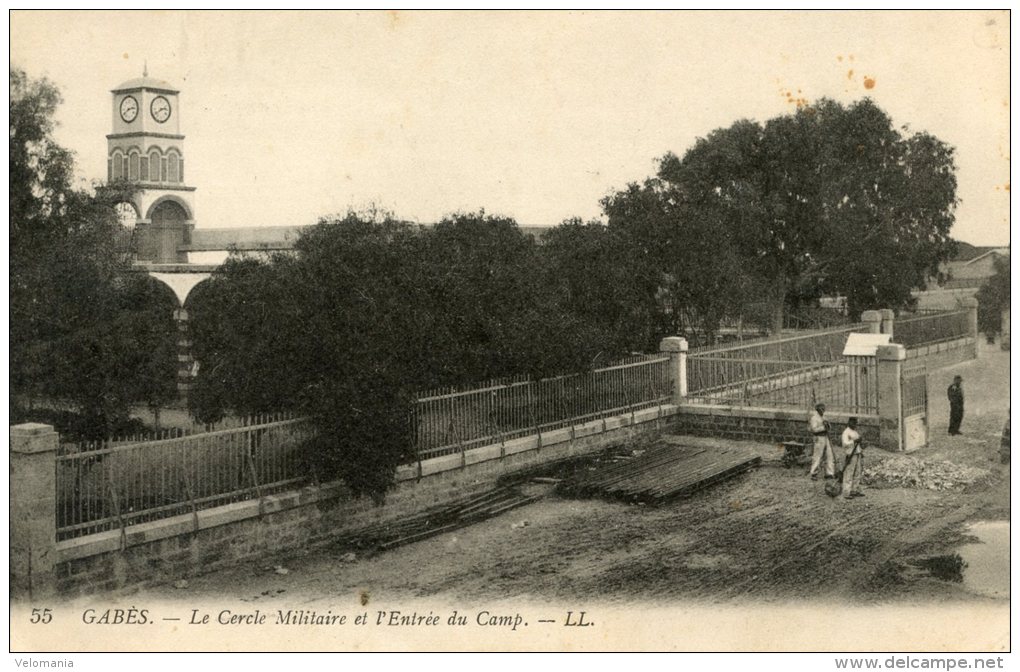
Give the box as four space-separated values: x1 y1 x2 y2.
49 405 676 598
669 404 881 448
905 336 976 372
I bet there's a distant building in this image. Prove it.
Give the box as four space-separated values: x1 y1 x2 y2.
913 242 1009 311
940 243 1010 290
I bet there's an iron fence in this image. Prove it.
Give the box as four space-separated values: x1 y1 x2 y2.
687 324 868 395
412 354 672 460
685 356 878 415
53 356 672 541
688 323 869 359
895 310 971 349
903 361 928 417
56 414 313 541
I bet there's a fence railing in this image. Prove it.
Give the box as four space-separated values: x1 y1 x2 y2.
52 355 672 541
903 361 928 417
56 414 313 541
895 309 971 349
412 354 672 461
688 323 869 360
687 324 869 399
685 356 878 415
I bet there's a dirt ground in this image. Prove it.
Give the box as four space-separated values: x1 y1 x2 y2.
141 341 1010 607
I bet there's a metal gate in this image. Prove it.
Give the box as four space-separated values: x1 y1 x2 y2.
902 361 928 452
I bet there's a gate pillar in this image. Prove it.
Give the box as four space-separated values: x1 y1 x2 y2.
659 337 688 405
876 344 906 452
10 423 59 599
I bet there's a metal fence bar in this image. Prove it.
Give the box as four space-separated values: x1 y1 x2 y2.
55 356 673 540
411 354 672 459
895 310 970 349
56 416 315 541
684 355 878 415
689 323 870 355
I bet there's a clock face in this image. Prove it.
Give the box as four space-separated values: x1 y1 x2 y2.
150 95 172 123
119 95 138 123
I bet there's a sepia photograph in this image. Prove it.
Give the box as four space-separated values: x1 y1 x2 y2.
8 9 1011 659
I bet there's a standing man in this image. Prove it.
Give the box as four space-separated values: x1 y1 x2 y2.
947 375 965 435
841 417 865 499
808 403 835 481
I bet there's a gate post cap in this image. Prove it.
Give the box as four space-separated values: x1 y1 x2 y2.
10 423 58 454
876 344 906 361
659 337 688 353
10 422 55 436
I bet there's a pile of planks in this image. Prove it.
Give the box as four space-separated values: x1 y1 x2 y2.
334 486 540 553
559 443 760 503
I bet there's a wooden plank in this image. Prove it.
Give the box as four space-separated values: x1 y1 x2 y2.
560 442 759 503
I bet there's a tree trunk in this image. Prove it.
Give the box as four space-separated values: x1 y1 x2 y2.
769 277 787 335
770 303 784 335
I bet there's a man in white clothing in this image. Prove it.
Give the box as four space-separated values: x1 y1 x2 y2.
808 403 835 480
841 416 865 499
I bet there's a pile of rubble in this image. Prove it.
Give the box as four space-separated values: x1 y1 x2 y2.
864 454 991 491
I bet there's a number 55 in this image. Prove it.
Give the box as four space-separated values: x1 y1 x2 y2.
30 608 52 624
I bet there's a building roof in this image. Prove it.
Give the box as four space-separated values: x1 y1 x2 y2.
964 248 1010 266
952 241 1008 263
184 223 556 252
112 76 179 93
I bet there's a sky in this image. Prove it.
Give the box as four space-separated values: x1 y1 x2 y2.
10 10 1011 245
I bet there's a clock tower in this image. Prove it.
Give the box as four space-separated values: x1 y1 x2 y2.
108 67 196 263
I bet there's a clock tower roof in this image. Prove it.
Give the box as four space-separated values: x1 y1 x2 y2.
112 75 179 94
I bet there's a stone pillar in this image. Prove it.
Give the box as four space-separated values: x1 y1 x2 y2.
879 309 895 339
10 423 59 599
861 310 882 335
876 344 906 452
659 336 689 405
964 297 979 358
174 308 194 402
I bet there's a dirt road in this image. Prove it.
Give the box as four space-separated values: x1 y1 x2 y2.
142 342 1010 607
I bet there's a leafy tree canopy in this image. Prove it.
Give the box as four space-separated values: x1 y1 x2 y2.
188 211 621 496
10 67 177 439
655 98 958 323
976 254 1010 338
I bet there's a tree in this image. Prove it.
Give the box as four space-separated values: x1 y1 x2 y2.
188 214 429 496
540 218 659 354
417 212 607 382
598 179 766 347
976 255 1010 339
657 98 958 326
10 67 176 439
187 254 309 423
187 210 622 497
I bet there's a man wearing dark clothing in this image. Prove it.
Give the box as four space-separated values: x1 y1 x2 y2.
947 375 964 435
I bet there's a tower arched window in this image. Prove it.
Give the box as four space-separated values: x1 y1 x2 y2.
128 150 140 180
148 149 162 182
167 151 180 183
111 151 124 180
